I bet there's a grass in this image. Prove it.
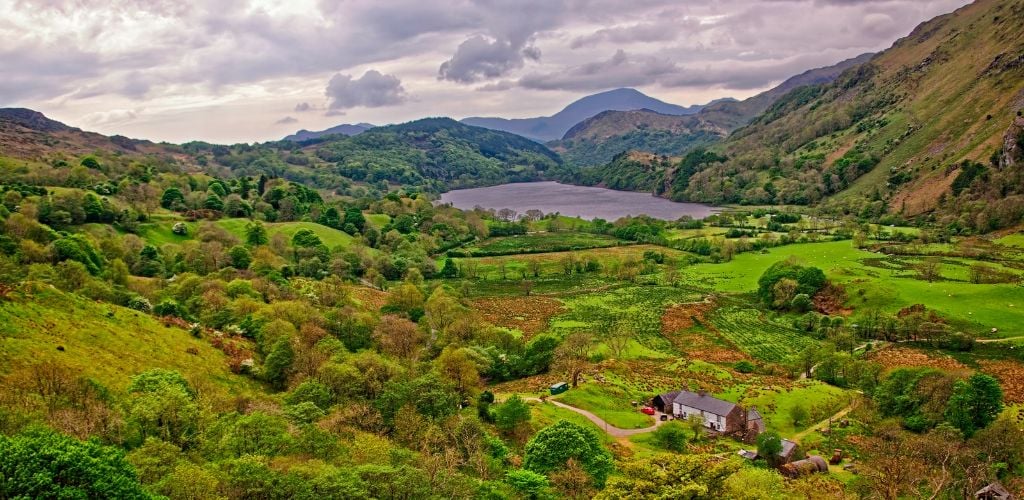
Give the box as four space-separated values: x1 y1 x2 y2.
462 232 626 256
529 400 613 445
0 286 257 396
216 219 355 249
682 240 1024 338
743 381 851 437
552 383 655 429
995 232 1024 248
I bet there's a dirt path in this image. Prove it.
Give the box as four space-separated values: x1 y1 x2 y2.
791 401 857 442
523 398 664 438
976 335 1024 343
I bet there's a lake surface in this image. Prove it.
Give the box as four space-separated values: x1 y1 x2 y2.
438 181 720 220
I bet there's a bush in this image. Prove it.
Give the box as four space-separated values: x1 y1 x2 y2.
652 421 689 452
126 295 152 313
171 222 188 235
734 360 755 373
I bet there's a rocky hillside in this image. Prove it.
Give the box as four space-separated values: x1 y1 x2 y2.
0 108 164 161
553 54 873 166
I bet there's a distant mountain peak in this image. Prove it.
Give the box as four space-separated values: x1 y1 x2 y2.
461 88 709 141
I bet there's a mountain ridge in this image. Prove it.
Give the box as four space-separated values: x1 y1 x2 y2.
461 87 708 141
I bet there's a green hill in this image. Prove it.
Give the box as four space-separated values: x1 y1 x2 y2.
309 117 563 192
0 285 256 396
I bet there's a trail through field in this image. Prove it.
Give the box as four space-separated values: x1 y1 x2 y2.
523 398 664 438
791 401 857 442
976 335 1024 343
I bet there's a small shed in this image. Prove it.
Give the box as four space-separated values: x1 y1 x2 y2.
652 391 680 413
549 382 569 395
976 481 1013 500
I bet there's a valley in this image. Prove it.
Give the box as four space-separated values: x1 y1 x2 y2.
1 0 1024 498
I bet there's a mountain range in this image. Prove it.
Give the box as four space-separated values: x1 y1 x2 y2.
461 88 711 141
282 122 375 142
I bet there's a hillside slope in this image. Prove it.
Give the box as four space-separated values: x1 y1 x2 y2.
0 286 255 396
0 108 164 160
310 117 563 191
668 0 1024 231
462 88 705 141
283 122 374 142
553 54 874 167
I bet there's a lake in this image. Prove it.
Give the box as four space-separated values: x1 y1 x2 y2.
437 181 720 221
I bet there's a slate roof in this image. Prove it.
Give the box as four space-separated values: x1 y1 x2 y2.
656 391 681 403
672 390 738 417
748 409 763 421
780 439 798 458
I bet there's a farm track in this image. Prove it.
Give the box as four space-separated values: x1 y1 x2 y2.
791 400 858 442
523 397 663 438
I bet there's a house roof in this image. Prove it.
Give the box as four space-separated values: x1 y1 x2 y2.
975 481 1012 499
672 390 738 417
748 409 763 421
780 439 798 458
656 391 681 403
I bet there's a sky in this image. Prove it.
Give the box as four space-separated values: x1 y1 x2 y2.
1 0 971 144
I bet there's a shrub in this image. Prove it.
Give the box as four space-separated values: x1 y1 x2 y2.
652 421 689 452
734 360 755 373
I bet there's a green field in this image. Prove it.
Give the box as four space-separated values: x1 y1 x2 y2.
683 240 1024 337
708 307 816 362
553 384 655 429
461 232 626 256
216 219 355 249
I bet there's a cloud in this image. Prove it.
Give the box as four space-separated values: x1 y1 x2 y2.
439 35 541 83
325 70 406 110
518 50 679 91
81 108 138 126
274 116 298 124
294 102 314 112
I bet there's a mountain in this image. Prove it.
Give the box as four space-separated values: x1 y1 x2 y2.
461 88 706 141
624 0 1024 232
307 117 563 191
550 109 726 166
283 122 375 142
0 108 159 160
553 54 875 167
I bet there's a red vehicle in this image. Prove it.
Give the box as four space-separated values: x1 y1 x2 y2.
640 406 656 415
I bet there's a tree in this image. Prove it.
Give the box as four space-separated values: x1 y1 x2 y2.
917 257 942 283
440 257 459 278
0 427 153 499
246 221 269 246
790 405 810 429
229 245 252 269
160 187 185 210
555 332 592 388
606 320 632 359
493 395 531 436
264 336 295 390
652 421 689 452
945 373 1003 437
319 206 342 229
721 468 787 500
373 315 424 362
292 228 322 248
435 347 481 397
203 193 224 211
598 453 742 499
756 431 783 466
686 414 706 441
524 420 614 488
506 469 552 500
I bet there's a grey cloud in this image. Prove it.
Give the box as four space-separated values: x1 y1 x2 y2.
519 50 679 91
275 116 298 124
325 70 406 110
294 102 313 112
439 35 541 83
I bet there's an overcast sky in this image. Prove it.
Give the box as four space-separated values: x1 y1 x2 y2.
2 0 970 144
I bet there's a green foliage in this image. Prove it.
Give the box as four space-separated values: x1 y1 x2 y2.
756 431 783 466
285 380 335 410
506 469 553 500
263 337 295 390
228 245 252 269
599 453 742 499
245 221 269 246
0 427 153 499
734 360 756 373
652 421 689 452
945 373 1003 437
756 260 826 309
493 395 531 433
524 420 614 488
291 228 323 248
51 234 104 275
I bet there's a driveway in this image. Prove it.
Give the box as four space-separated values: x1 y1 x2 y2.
524 397 665 437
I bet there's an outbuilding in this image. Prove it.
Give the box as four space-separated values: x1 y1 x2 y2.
549 382 569 395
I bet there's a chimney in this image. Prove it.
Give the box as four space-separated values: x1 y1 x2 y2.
698 389 707 397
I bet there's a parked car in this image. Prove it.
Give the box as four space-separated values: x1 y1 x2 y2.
640 406 656 415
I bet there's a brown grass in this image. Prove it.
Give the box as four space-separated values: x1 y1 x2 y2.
978 359 1024 404
865 345 969 372
349 286 388 310
472 296 564 339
